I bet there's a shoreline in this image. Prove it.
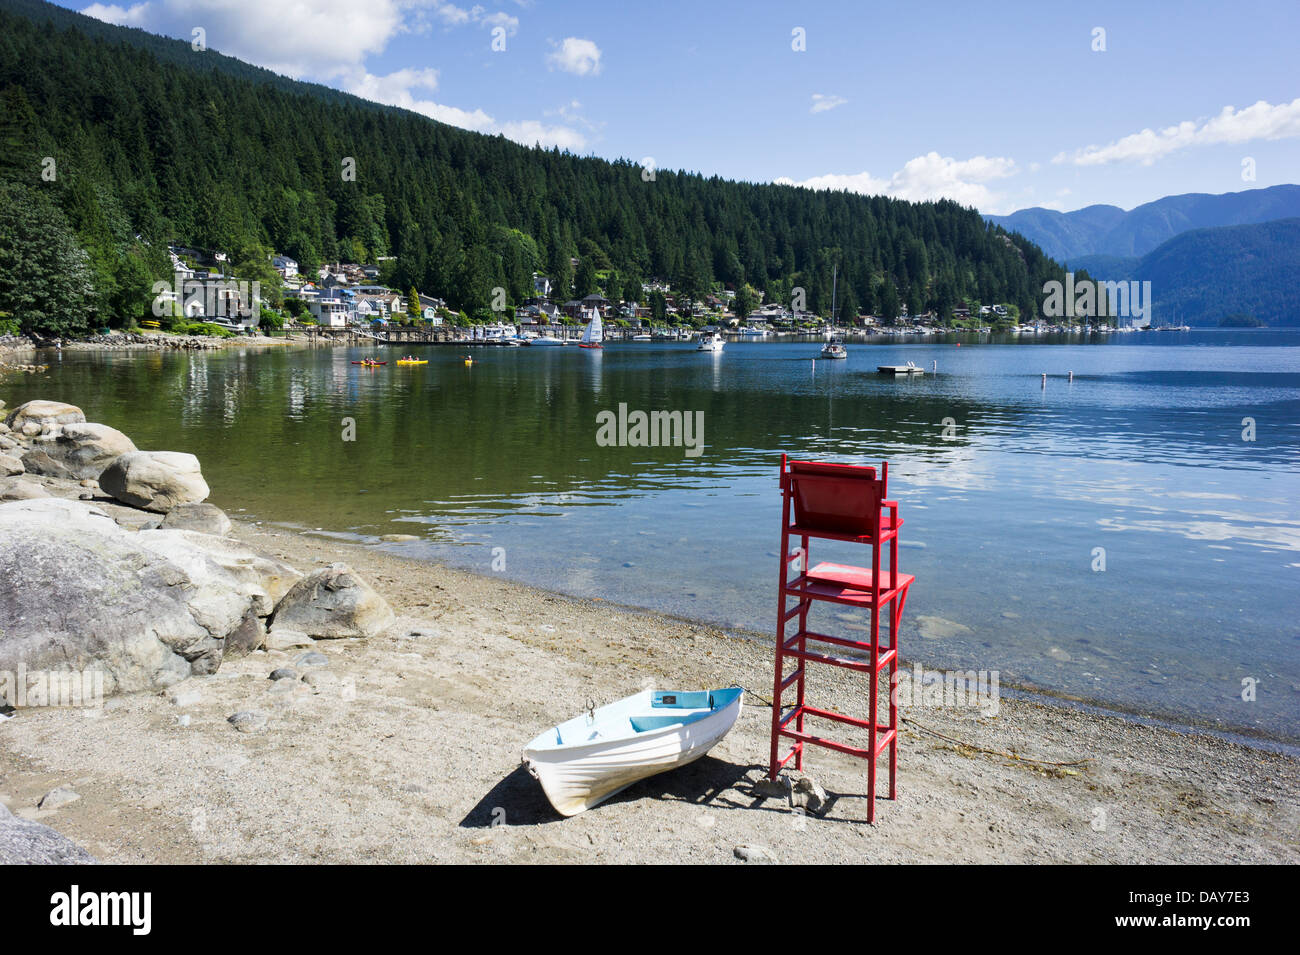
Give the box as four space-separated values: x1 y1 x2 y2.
272 521 1300 756
2 501 1295 862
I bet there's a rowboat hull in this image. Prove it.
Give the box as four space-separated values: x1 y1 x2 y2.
523 688 743 816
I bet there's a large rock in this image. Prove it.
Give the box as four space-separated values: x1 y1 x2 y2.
135 529 302 618
0 452 22 476
0 802 96 865
3 400 85 434
18 448 74 480
223 610 266 659
270 563 395 639
23 423 136 481
0 499 289 695
0 478 51 501
99 450 209 513
160 502 232 536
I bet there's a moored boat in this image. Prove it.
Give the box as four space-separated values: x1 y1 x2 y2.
819 336 847 359
696 332 725 352
522 687 744 816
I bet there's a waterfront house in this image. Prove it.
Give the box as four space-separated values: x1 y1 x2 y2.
309 298 353 328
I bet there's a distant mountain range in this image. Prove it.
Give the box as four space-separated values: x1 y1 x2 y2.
987 185 1300 262
988 187 1300 326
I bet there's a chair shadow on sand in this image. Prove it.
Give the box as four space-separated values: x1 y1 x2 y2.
459 756 761 828
459 755 870 827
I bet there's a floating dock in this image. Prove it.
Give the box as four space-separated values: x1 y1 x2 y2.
877 365 925 376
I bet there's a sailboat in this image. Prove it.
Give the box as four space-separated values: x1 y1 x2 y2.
579 307 604 349
818 265 847 359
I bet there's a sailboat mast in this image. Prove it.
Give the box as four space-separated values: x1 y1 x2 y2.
831 264 837 329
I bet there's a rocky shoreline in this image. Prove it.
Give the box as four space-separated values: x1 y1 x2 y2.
0 398 395 862
1 395 1297 865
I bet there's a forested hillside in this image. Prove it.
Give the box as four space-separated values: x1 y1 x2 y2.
0 0 1069 335
1134 219 1300 326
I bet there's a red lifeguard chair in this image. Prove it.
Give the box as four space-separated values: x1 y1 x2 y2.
769 455 914 822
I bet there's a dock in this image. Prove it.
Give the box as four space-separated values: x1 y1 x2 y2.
877 365 925 376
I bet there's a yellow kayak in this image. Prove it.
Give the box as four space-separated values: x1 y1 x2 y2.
395 359 428 365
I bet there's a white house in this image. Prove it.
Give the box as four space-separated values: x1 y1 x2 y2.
309 299 353 328
271 255 298 278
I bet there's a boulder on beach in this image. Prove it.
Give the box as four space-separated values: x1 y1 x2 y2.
270 562 395 639
0 499 217 694
3 400 85 434
23 422 136 481
0 802 96 865
223 610 266 659
135 528 302 618
0 499 301 696
99 450 209 512
160 501 232 536
0 477 51 501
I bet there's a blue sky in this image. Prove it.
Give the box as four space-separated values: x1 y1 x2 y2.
69 0 1300 215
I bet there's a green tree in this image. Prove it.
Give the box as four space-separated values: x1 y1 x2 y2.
733 283 758 324
0 183 97 336
573 257 598 299
876 279 899 323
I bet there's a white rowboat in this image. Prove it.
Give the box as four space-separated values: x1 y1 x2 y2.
522 687 744 816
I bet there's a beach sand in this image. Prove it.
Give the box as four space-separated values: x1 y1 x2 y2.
1 519 1296 864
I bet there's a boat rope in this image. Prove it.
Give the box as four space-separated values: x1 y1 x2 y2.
744 691 1090 770
900 717 1091 769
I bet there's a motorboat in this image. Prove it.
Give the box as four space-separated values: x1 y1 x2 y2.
696 332 725 352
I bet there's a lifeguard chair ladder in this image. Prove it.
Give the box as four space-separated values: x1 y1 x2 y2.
769 455 914 823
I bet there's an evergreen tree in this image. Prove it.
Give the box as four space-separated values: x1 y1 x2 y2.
0 182 98 336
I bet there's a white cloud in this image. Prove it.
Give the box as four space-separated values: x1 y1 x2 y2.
1054 98 1300 166
344 67 586 149
81 0 402 78
810 94 847 114
480 11 519 35
82 3 150 25
430 2 472 27
547 37 602 76
776 152 1018 212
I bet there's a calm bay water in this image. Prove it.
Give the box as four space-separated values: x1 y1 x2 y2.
14 330 1300 742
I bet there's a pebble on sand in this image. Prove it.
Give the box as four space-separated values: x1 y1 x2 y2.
228 711 268 734
38 787 81 811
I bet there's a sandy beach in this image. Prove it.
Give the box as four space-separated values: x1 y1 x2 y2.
2 512 1296 864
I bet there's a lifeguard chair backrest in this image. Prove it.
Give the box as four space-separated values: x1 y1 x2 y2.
787 459 883 536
